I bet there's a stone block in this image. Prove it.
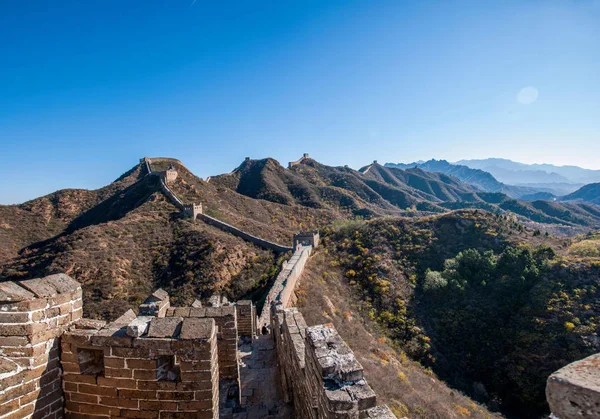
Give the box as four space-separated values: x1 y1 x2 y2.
189 307 206 318
364 405 397 418
147 317 182 338
73 319 107 330
0 281 35 302
126 316 154 337
546 353 600 419
180 318 215 341
43 273 81 293
112 309 138 326
91 327 133 347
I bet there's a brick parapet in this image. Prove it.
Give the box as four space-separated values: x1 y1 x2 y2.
165 306 240 384
271 306 395 418
258 245 312 330
0 274 83 419
61 312 219 419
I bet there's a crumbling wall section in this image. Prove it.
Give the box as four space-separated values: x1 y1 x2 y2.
0 274 82 419
271 306 395 419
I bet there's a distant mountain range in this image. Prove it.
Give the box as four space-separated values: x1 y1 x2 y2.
456 158 600 186
384 159 553 199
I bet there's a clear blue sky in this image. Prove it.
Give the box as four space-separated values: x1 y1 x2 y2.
1 0 599 204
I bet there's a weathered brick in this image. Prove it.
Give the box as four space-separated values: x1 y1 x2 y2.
3 402 35 419
99 396 139 409
63 373 98 384
97 377 137 389
136 380 177 391
133 369 157 380
118 389 158 400
76 402 119 416
104 367 133 378
157 391 194 401
120 410 160 418
69 392 99 404
126 358 156 369
79 383 118 397
103 357 126 368
0 399 20 416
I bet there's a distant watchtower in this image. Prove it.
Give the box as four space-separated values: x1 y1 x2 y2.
161 164 178 184
293 231 319 250
288 153 310 169
183 203 203 220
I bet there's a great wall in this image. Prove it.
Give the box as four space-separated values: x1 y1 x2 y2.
0 157 597 419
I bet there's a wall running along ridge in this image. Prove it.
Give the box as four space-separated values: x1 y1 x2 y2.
257 245 312 330
198 214 293 253
144 157 293 253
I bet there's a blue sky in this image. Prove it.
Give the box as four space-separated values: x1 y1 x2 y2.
1 0 599 204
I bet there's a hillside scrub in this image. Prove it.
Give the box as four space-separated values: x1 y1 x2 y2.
322 210 600 418
298 250 500 419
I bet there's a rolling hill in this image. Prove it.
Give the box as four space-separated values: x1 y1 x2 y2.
560 183 600 205
214 156 600 232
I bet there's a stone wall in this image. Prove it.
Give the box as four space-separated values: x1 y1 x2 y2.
257 245 312 330
158 178 186 210
61 292 220 419
546 353 600 418
198 214 293 253
271 306 395 418
165 305 240 384
141 157 152 176
0 274 82 419
235 301 255 342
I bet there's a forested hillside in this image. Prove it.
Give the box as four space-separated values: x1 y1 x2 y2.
317 211 599 417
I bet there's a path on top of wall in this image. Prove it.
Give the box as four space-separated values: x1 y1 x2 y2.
222 335 293 419
257 245 312 330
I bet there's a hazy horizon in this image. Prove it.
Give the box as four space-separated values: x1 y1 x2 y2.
2 1 599 203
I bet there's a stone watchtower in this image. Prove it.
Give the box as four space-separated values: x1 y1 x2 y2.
183 203 203 220
288 153 310 169
161 164 178 184
293 231 319 250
